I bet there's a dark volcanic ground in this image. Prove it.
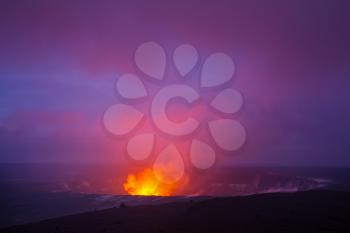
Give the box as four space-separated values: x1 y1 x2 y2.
2 191 350 233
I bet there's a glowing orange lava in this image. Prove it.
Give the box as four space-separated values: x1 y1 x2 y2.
123 168 177 196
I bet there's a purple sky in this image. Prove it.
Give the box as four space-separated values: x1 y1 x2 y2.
0 0 349 166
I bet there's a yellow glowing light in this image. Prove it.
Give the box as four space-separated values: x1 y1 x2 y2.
123 168 176 196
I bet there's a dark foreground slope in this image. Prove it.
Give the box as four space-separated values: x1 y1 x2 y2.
2 191 350 233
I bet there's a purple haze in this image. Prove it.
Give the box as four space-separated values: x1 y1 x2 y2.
0 0 349 166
